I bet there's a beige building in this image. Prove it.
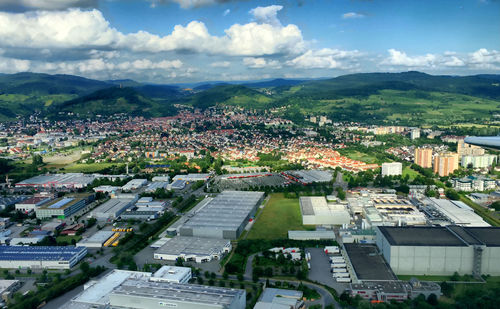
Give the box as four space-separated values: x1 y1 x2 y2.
434 152 459 176
457 140 484 156
414 148 432 168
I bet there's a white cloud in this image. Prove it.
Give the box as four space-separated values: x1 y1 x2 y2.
249 5 283 27
243 57 281 69
469 48 500 69
0 56 30 72
342 12 365 19
0 0 97 11
223 9 230 16
443 56 465 67
149 0 239 9
383 49 436 67
0 8 304 57
287 48 360 69
210 61 231 67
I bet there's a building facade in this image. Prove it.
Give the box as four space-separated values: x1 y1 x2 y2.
414 148 432 168
381 162 403 176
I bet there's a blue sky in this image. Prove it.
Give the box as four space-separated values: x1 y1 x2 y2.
0 0 498 83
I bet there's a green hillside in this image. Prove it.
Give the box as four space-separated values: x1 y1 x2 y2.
50 87 177 118
180 84 272 109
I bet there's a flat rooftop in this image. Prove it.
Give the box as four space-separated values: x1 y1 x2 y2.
182 191 264 231
0 246 85 261
465 227 500 247
156 236 230 256
92 198 135 215
111 279 244 306
39 194 90 210
378 226 468 247
344 243 397 281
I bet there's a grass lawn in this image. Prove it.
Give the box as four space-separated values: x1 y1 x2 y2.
247 193 313 240
62 162 120 173
56 235 82 244
402 166 421 180
340 150 378 164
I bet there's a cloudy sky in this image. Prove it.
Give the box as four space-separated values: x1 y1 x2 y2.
0 0 498 83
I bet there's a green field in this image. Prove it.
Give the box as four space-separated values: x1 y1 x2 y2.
340 150 379 164
62 162 121 173
402 166 421 180
247 193 313 240
55 235 82 244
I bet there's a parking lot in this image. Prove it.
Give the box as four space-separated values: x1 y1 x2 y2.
306 247 348 294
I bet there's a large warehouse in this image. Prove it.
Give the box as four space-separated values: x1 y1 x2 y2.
35 193 94 219
16 173 95 189
109 279 245 309
0 246 87 269
376 226 500 276
89 194 138 221
299 196 351 226
61 269 245 309
154 236 231 263
179 191 264 239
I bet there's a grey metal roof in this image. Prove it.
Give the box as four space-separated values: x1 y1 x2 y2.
156 236 230 256
111 279 244 305
182 191 264 231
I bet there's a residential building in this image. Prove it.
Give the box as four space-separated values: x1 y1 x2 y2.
433 152 458 176
414 148 432 168
381 162 403 176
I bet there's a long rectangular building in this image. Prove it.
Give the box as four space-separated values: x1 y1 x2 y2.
16 173 95 189
0 246 87 269
376 226 500 276
154 236 231 263
90 195 138 221
300 196 351 226
109 279 245 309
179 191 264 239
36 193 94 219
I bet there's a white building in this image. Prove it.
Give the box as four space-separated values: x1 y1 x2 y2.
89 194 138 221
410 129 420 140
77 230 115 248
461 154 497 169
376 226 500 276
121 179 147 191
299 197 351 226
381 162 403 176
150 266 191 284
154 236 231 263
0 246 87 269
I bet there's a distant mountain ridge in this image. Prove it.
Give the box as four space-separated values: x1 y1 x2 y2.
0 71 499 125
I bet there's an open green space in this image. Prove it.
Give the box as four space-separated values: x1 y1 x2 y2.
402 166 421 180
62 162 122 173
339 150 379 164
247 193 313 240
55 235 82 245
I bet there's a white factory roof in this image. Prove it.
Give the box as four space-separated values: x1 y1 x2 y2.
172 173 210 182
288 230 336 240
300 196 348 216
182 191 264 231
67 270 151 306
151 265 191 282
155 236 230 257
77 230 114 247
428 198 490 227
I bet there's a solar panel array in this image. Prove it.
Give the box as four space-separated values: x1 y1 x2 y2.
48 197 74 209
0 246 86 261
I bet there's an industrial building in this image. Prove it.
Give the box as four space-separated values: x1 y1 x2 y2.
145 181 168 192
418 197 489 227
0 246 87 269
350 279 441 303
284 170 333 184
288 230 336 240
150 266 191 284
121 210 158 220
93 185 120 193
154 236 231 263
15 173 95 189
35 194 94 219
172 173 211 182
89 194 138 221
179 191 264 239
168 179 187 190
299 196 350 226
15 196 51 213
376 226 500 276
111 279 245 309
121 179 147 191
254 288 304 309
77 230 115 248
61 268 245 309
381 162 402 176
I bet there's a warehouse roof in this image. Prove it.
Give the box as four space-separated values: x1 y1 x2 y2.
344 243 397 281
0 246 85 261
182 191 264 231
156 236 230 257
378 226 500 247
378 226 468 246
38 194 92 210
111 279 244 306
